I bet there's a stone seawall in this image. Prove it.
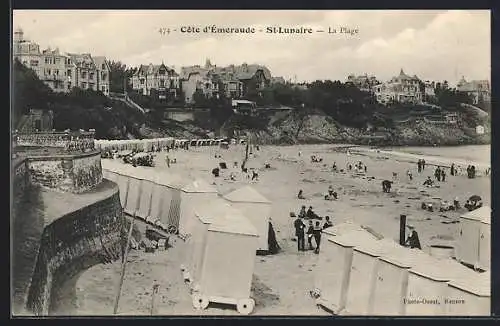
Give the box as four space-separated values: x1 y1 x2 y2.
25 183 123 315
27 151 102 194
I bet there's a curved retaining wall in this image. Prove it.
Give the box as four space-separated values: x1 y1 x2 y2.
27 151 102 194
25 183 123 315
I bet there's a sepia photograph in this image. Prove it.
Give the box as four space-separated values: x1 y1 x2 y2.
11 9 491 317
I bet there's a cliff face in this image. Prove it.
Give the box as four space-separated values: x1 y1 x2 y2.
225 110 491 146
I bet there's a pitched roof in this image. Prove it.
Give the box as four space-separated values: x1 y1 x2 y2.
181 178 218 193
461 205 490 224
135 63 178 77
223 185 271 203
92 56 110 71
207 203 258 236
67 53 95 68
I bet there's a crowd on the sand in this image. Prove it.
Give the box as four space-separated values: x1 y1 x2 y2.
288 147 490 257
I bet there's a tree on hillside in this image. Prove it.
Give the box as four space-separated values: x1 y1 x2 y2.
12 59 53 128
109 60 134 93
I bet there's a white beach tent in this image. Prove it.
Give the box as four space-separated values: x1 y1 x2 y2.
133 167 156 221
178 179 219 237
315 229 378 314
343 238 401 315
371 246 431 316
191 204 259 315
223 185 272 253
405 256 475 316
455 206 491 270
149 171 186 229
445 270 490 316
122 167 146 216
183 198 227 286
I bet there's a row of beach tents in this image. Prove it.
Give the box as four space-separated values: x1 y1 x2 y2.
95 138 231 152
101 159 274 315
314 222 490 316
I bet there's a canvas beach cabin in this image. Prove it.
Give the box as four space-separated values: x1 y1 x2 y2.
191 203 259 315
148 171 185 231
343 238 401 315
314 228 378 314
181 198 225 285
223 185 272 254
455 206 491 271
178 179 219 237
371 246 430 316
405 256 475 316
444 270 490 316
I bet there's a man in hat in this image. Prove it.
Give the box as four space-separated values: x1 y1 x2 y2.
405 225 421 250
293 214 306 252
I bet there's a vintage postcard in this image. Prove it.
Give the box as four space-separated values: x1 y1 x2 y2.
11 9 491 317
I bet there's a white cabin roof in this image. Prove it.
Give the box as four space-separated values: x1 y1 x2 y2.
379 246 429 269
461 206 491 224
448 271 490 297
223 185 271 204
353 238 401 257
207 204 259 237
322 222 364 237
409 256 473 282
328 229 378 248
181 179 218 193
195 198 228 224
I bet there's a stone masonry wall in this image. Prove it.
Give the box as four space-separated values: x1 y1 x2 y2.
27 151 102 194
26 189 123 315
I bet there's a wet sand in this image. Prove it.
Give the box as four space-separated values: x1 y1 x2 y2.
69 144 490 316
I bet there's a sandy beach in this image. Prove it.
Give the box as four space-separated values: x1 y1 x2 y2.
63 143 490 316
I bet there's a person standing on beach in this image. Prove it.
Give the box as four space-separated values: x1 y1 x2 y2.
407 170 413 181
422 159 426 170
435 167 441 181
441 169 446 182
450 163 455 176
307 220 315 250
313 221 322 254
417 160 422 173
293 216 306 252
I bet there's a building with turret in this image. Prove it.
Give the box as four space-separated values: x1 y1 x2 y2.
13 28 110 95
456 76 491 105
130 62 181 100
373 69 423 104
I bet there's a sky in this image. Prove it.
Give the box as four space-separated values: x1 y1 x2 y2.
12 10 491 85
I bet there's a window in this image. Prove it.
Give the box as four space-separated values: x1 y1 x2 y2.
81 71 87 79
55 69 59 76
160 80 165 87
67 69 72 77
102 63 105 70
81 82 87 89
89 73 94 80
101 73 107 80
55 57 60 64
30 60 39 66
46 69 52 76
140 79 145 85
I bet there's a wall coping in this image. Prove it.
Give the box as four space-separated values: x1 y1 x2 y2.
23 150 101 162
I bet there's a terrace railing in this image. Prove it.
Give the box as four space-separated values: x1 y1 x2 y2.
14 129 96 153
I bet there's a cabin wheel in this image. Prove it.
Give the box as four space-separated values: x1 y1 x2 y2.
236 298 255 315
192 294 209 310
